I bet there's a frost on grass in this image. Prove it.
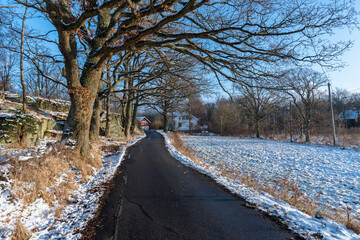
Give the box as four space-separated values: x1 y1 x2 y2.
159 131 360 240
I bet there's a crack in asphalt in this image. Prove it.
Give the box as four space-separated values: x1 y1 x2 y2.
162 225 180 236
124 196 154 221
124 195 181 237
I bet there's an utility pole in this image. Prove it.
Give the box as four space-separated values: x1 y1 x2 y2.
328 83 336 145
290 101 293 143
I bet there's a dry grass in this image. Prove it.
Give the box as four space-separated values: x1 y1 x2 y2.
168 132 197 161
271 178 321 215
259 128 360 150
218 169 321 215
11 220 31 240
169 132 360 235
100 143 126 157
9 142 103 206
10 147 74 205
334 128 360 149
5 142 105 238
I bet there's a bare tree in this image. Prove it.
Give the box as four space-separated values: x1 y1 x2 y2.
350 93 360 109
211 99 239 136
25 46 66 99
332 88 352 115
150 76 196 132
0 51 17 92
281 68 327 142
148 55 206 132
235 83 279 138
0 8 17 93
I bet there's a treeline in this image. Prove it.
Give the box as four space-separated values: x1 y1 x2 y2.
155 68 360 144
193 85 360 142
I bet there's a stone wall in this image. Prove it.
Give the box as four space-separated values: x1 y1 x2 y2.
0 115 64 145
0 92 127 145
2 92 71 112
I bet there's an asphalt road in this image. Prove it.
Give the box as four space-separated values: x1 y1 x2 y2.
89 131 297 240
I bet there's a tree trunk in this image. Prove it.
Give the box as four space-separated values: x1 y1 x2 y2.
220 117 223 136
105 91 111 138
255 119 260 138
124 79 134 138
188 111 192 135
63 65 103 156
304 105 311 143
89 80 104 141
66 87 97 156
105 70 111 138
89 95 103 141
20 2 28 111
121 80 128 129
124 99 133 138
304 126 310 143
163 112 168 133
131 98 139 134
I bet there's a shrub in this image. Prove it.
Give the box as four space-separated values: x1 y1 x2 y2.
0 109 37 146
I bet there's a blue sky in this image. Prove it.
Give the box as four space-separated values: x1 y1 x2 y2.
327 31 360 92
326 1 360 92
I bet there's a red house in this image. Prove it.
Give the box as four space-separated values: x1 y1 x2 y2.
136 116 151 130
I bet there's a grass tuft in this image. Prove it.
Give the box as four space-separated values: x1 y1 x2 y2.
9 142 103 206
12 220 31 240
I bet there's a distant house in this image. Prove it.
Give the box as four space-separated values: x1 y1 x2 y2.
136 116 151 130
338 108 360 128
173 113 199 132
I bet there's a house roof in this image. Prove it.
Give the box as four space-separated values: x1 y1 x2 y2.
339 109 360 120
174 112 198 121
136 116 151 123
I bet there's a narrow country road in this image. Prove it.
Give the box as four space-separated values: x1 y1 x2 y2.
88 131 297 240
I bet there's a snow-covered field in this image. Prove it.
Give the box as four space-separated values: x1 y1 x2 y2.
159 131 360 240
183 136 360 214
0 135 144 239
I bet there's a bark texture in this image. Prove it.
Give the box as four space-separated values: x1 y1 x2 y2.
90 95 103 142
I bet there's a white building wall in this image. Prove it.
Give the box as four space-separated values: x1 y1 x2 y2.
173 113 198 131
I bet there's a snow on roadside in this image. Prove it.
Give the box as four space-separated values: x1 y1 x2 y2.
158 131 360 240
0 137 58 163
0 135 145 239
